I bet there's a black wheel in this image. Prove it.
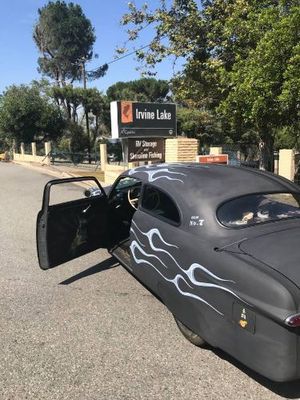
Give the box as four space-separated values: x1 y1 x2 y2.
175 317 207 347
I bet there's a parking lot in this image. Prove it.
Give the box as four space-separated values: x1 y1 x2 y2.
1 162 299 399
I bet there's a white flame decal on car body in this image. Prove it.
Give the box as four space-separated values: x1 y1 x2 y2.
130 222 247 316
128 166 186 183
130 240 223 315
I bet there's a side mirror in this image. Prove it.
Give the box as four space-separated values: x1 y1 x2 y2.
84 186 103 198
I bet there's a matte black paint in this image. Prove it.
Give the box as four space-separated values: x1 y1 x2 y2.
37 164 300 382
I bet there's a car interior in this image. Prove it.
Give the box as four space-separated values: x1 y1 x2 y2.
107 176 142 246
218 192 300 227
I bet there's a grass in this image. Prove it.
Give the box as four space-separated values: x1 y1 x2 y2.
69 169 105 182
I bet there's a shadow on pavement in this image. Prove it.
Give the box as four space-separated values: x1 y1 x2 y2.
212 347 300 398
59 256 300 397
59 256 119 285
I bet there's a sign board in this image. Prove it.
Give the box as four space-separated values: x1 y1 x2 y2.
197 154 228 164
128 138 165 162
110 101 177 139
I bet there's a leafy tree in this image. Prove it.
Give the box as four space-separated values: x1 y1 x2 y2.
80 88 107 141
220 4 300 169
121 0 300 170
67 122 88 153
279 40 300 143
50 85 83 122
49 85 107 155
49 86 106 134
0 84 65 145
177 107 223 145
33 1 96 86
106 78 170 103
120 1 202 75
0 127 11 152
275 127 300 150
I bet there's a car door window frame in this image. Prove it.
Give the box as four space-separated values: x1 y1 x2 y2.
140 184 182 227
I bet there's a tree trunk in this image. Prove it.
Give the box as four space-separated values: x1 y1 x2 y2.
85 111 91 164
259 135 274 172
82 61 91 164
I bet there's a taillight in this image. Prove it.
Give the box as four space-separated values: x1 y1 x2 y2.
285 314 300 327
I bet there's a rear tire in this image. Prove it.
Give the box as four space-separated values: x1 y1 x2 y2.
175 317 207 347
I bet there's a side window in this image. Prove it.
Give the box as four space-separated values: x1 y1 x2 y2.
142 185 180 224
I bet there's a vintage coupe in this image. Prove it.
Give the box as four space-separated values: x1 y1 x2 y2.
37 163 300 382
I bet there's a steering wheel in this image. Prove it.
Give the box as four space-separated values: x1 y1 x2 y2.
128 187 140 210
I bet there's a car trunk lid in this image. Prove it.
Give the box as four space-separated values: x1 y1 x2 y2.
240 225 300 287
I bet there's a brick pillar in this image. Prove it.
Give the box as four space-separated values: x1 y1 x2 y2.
20 143 25 156
128 162 139 169
44 142 52 165
100 143 107 171
273 151 279 175
12 140 16 156
165 138 198 163
279 149 295 181
31 142 36 158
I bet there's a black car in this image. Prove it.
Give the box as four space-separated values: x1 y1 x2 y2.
37 163 300 382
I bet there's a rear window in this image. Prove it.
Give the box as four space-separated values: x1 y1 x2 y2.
217 193 300 228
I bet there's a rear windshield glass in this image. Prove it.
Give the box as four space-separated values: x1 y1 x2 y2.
218 193 300 228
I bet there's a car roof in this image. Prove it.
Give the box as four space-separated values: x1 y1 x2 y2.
125 163 299 208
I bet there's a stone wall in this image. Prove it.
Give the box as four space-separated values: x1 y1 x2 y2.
104 164 128 184
13 153 45 163
13 142 51 165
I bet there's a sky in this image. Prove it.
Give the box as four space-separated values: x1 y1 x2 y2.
0 0 181 94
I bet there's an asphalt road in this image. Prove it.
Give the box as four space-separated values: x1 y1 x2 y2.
0 162 299 400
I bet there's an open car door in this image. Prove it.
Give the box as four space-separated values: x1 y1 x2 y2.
37 177 109 270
